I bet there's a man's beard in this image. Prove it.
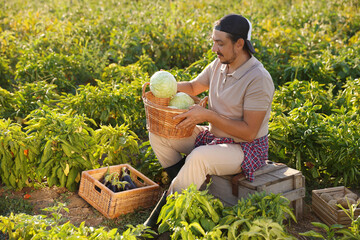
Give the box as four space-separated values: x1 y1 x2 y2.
218 50 237 65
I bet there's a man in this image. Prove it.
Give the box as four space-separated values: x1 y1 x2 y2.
144 13 274 228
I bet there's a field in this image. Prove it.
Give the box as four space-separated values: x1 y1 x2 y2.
1 0 360 239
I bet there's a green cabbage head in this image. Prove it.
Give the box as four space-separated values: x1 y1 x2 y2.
150 71 177 98
169 92 195 109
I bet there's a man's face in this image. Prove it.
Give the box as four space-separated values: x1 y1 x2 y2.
211 30 237 64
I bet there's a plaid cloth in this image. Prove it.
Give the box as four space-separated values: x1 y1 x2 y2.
194 129 268 182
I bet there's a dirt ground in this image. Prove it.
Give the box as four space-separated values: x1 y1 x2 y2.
0 185 334 239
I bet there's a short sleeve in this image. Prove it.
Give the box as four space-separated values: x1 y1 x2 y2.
243 69 274 111
190 59 218 87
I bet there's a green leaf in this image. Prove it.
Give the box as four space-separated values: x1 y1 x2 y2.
300 230 325 239
228 219 249 240
219 215 236 226
189 222 206 236
41 140 53 163
195 195 219 223
158 221 170 234
311 222 330 232
200 217 215 232
9 173 16 189
61 144 73 157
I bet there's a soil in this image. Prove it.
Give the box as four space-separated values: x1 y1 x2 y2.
0 186 106 227
1 185 356 239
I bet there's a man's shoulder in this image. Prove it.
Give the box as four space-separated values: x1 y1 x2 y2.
208 58 222 69
201 58 224 76
250 57 272 79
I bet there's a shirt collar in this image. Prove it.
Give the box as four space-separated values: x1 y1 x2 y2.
220 64 227 75
220 55 258 80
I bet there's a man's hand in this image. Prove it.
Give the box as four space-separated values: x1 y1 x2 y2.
174 105 267 142
173 105 210 129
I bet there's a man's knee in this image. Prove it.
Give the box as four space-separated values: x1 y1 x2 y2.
186 146 208 167
149 132 161 146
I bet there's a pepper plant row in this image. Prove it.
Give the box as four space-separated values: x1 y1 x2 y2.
0 110 139 191
0 0 359 190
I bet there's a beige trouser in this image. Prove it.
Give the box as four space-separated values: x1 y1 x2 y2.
149 125 244 194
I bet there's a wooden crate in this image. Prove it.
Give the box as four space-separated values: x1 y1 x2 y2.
312 186 360 226
78 164 160 219
207 161 305 219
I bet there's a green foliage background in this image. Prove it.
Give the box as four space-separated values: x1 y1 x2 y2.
0 0 359 190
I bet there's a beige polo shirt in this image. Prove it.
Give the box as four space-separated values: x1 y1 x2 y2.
192 56 274 142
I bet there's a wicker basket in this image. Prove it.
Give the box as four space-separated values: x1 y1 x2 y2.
142 82 208 138
78 164 160 219
143 82 171 106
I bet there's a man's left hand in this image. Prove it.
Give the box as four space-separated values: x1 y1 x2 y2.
173 105 210 129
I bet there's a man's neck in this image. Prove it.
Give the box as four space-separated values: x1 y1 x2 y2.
227 52 251 74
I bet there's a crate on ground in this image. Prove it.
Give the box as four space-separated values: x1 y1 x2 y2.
78 164 160 219
207 161 305 219
312 186 360 227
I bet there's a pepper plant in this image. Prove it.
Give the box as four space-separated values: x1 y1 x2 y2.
0 88 15 120
0 202 156 239
58 79 147 138
24 106 99 191
300 202 360 239
12 81 60 121
269 78 360 187
0 119 39 189
94 124 140 166
240 218 296 240
157 184 296 239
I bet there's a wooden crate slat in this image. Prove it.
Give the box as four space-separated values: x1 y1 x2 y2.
208 163 305 219
282 187 306 202
261 178 294 194
208 175 256 206
220 161 288 183
240 174 279 189
267 167 302 179
312 186 360 227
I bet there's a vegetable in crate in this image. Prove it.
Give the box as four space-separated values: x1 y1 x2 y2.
169 92 195 109
149 71 177 98
320 193 333 202
101 166 137 192
338 197 356 208
101 166 111 186
103 170 128 193
121 167 137 190
104 172 117 192
112 176 129 192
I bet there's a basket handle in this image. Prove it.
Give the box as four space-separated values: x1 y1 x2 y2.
142 82 150 98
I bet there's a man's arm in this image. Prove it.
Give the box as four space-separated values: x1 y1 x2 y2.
207 109 267 142
174 106 266 142
177 80 209 96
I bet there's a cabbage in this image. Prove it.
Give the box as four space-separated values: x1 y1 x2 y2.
150 71 177 98
169 92 195 109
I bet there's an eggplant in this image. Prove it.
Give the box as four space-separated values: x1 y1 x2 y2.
121 167 137 190
105 182 113 190
110 184 117 193
101 166 111 185
103 170 122 192
102 167 137 192
116 185 124 192
122 174 137 189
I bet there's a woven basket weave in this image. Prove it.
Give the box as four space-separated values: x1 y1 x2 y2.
142 82 208 138
144 82 171 106
78 164 160 219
